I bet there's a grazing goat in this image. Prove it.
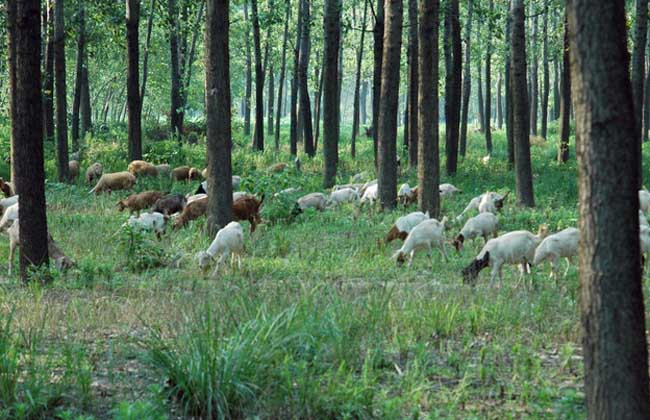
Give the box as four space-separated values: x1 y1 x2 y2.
151 193 187 216
117 191 165 215
453 212 499 251
292 193 328 216
333 183 364 192
172 196 208 229
69 160 80 179
462 225 549 286
360 183 379 205
124 212 167 239
359 179 377 196
0 178 13 198
439 183 462 198
532 227 579 280
172 166 202 181
456 191 507 221
0 203 19 231
233 194 265 232
268 162 288 173
127 160 159 177
274 187 301 198
392 217 449 266
478 191 509 214
85 162 103 184
398 183 412 205
641 210 649 227
195 176 242 195
385 211 429 243
327 188 360 207
0 196 18 217
7 221 75 275
197 221 245 278
90 172 137 194
640 189 650 213
155 164 171 177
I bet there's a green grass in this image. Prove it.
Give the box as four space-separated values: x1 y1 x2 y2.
1 120 634 418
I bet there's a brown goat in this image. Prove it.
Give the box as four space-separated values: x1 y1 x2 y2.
151 193 187 216
268 162 288 173
385 225 409 243
117 191 165 215
233 194 265 232
69 161 80 179
0 178 14 198
172 166 202 181
172 196 208 229
128 160 159 177
85 162 103 184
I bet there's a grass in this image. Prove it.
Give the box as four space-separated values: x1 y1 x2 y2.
0 119 633 418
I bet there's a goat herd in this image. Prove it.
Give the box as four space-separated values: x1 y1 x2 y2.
1 158 649 283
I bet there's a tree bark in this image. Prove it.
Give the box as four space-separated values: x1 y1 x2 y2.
418 0 439 217
644 50 650 143
267 64 274 135
275 0 290 150
541 0 549 139
459 0 472 158
251 0 265 150
289 0 302 156
244 2 252 136
8 0 50 281
206 0 234 234
313 56 324 151
298 0 314 156
361 79 368 125
140 0 156 103
477 66 485 133
553 44 560 120
54 0 69 181
42 0 54 143
377 0 402 210
558 11 571 163
444 0 461 174
351 0 368 159
505 0 514 166
71 0 85 152
496 74 502 129
530 12 538 135
169 0 183 138
80 65 91 137
323 0 341 187
632 0 648 187
567 1 650 416
484 0 493 153
127 0 142 161
511 0 534 206
372 0 384 166
406 0 418 168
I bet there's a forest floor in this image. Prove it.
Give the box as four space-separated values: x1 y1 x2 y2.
0 124 613 419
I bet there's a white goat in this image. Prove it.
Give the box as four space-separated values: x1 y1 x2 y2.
0 195 18 217
456 191 507 221
462 225 549 286
641 210 649 227
360 183 379 204
124 212 167 239
196 221 245 277
398 183 412 204
293 192 328 215
385 211 429 243
439 183 462 198
7 220 75 275
328 187 360 206
0 203 19 231
452 212 499 251
640 189 650 213
392 217 449 266
532 227 579 280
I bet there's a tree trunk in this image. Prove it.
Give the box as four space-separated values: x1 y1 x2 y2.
205 0 234 234
267 64 274 136
275 0 290 150
567 1 650 416
418 0 440 217
553 50 560 120
496 74 503 129
541 0 549 139
140 0 156 103
169 0 182 138
632 0 648 187
80 65 91 137
558 11 571 163
43 0 54 143
484 0 493 153
644 50 650 143
313 56 324 151
289 0 302 156
372 0 384 166
126 0 142 161
459 0 472 158
404 0 418 168
361 80 368 126
505 0 514 166
71 0 85 152
444 0 461 174
477 67 485 133
244 2 252 136
351 0 369 159
54 0 69 181
323 0 341 187
511 0 534 206
8 0 50 281
180 2 203 121
377 0 402 210
530 12 538 135
298 0 314 156
251 0 265 151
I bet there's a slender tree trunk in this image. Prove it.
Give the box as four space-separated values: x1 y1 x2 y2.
553 51 560 120
126 0 142 161
632 0 648 187
206 0 234 234
511 0 534 206
351 0 368 159
323 0 341 187
181 2 203 118
567 1 650 416
251 0 265 150
43 0 54 143
444 0 461 174
477 69 484 132
644 50 650 142
361 80 368 125
405 0 418 168
418 0 439 217
8 0 50 281
169 0 183 138
541 0 549 139
505 0 514 166
140 0 156 102
289 0 302 156
244 2 252 136
54 0 69 181
372 0 385 166
298 0 314 156
484 0 493 153
275 0 290 150
496 74 503 129
71 0 85 152
267 64 274 135
459 0 472 158
314 56 324 151
80 66 91 137
530 12 538 135
378 0 402 210
558 11 571 163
